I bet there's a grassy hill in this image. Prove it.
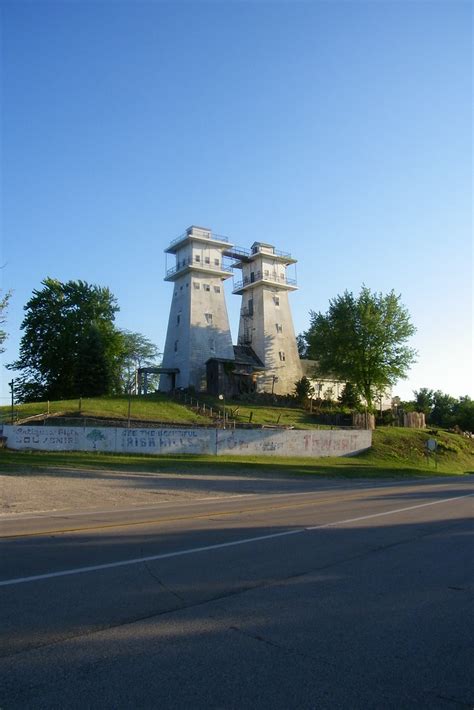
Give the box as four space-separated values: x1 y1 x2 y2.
1 393 321 428
1 394 472 477
0 394 210 426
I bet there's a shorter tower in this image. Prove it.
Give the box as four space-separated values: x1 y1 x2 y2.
233 242 302 395
159 226 235 392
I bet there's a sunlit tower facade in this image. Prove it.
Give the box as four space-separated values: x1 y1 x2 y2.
233 241 302 395
159 226 235 392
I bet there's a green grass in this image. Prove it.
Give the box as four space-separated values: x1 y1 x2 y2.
207 401 320 428
361 428 474 474
1 393 333 429
0 427 472 478
0 394 210 426
1 394 472 478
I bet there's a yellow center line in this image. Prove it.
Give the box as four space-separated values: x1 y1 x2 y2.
0 488 416 539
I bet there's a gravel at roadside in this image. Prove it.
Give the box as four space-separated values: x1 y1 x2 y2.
0 468 248 516
1 466 317 516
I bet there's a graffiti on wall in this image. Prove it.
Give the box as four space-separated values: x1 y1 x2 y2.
4 425 371 458
11 426 80 449
120 428 211 453
303 432 361 455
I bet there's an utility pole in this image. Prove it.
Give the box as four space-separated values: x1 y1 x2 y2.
9 379 14 424
127 385 132 429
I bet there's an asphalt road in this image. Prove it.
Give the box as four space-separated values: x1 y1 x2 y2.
1 476 473 709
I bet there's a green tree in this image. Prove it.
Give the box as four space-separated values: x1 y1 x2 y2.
413 388 434 416
74 323 115 397
430 390 457 428
338 382 361 410
453 396 474 432
11 278 122 401
0 290 12 354
304 286 416 410
296 334 309 359
294 376 315 407
118 331 161 393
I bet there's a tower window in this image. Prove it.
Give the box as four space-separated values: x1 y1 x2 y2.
174 340 178 352
214 258 219 266
194 282 200 290
214 285 221 293
274 296 280 306
177 314 180 325
195 255 201 262
279 351 285 361
205 313 213 324
204 284 211 291
209 338 215 351
276 323 282 333
248 298 254 316
205 256 210 264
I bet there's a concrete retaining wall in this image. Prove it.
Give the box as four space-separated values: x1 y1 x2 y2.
2 425 372 458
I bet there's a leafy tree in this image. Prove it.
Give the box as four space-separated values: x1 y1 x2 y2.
304 286 416 410
0 290 11 354
74 323 115 397
413 388 434 416
296 334 309 359
338 382 361 410
403 390 474 431
453 396 474 432
118 330 161 392
430 390 458 428
294 376 315 407
11 278 123 401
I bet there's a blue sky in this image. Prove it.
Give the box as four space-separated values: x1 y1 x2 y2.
1 0 472 404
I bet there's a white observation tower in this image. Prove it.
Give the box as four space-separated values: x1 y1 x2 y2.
233 241 302 395
159 226 235 392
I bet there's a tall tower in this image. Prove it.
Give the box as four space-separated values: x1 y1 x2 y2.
159 226 235 392
233 241 302 395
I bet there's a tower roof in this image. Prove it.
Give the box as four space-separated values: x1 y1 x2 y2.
165 225 233 254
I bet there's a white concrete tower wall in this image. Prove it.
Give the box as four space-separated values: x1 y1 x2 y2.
159 226 235 392
235 242 302 395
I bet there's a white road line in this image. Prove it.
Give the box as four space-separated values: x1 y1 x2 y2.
307 492 474 529
0 493 472 588
0 529 303 587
